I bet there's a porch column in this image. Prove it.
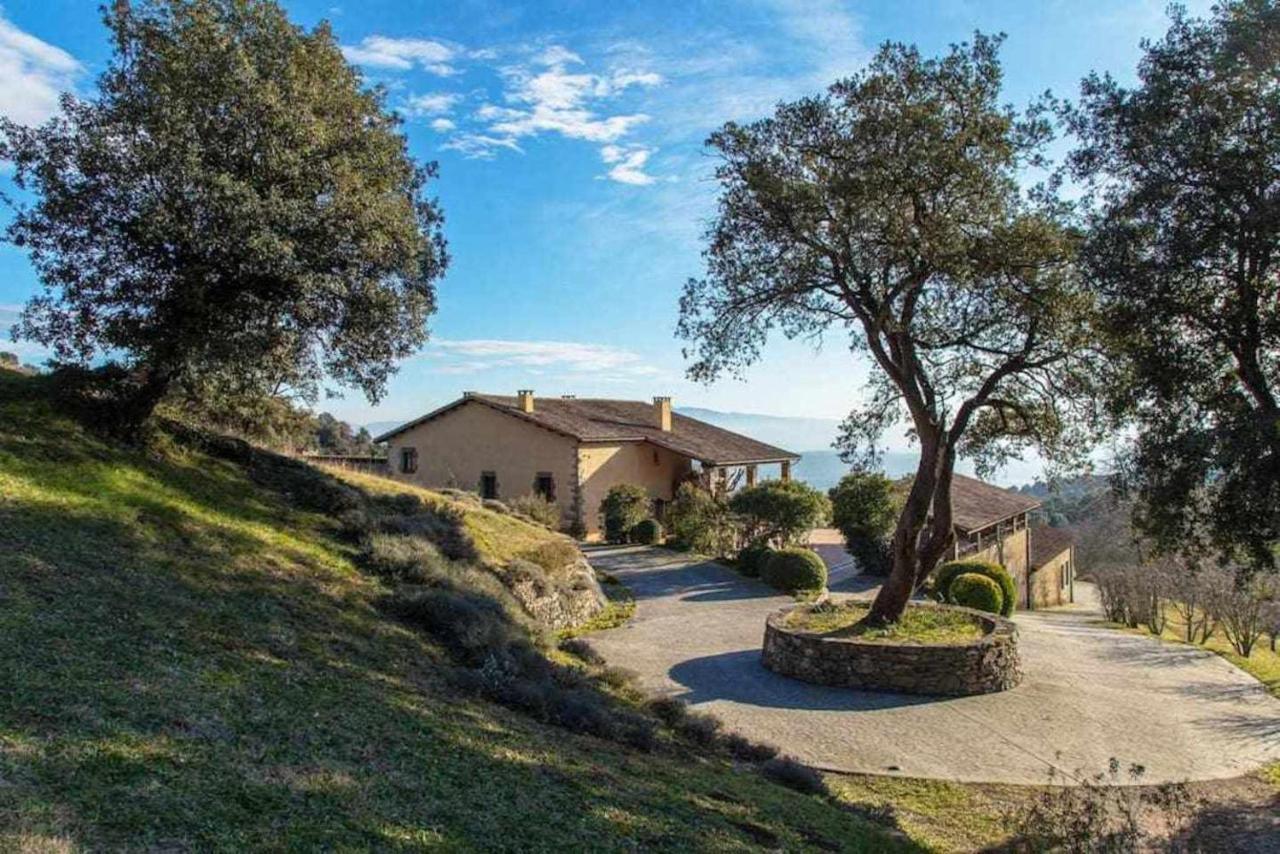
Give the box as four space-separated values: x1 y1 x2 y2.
745 464 758 487
780 460 792 482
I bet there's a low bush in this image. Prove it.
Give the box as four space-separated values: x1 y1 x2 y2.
505 558 552 597
558 636 604 666
361 533 452 583
720 732 780 763
645 695 688 727
599 484 650 544
762 757 829 796
631 518 662 544
379 502 477 562
675 710 723 746
737 542 774 578
599 665 639 690
387 586 532 667
518 539 581 575
482 498 511 515
933 559 1016 616
949 572 1004 615
509 493 561 529
762 548 828 594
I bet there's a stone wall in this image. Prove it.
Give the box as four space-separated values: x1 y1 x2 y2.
761 603 1022 696
506 556 607 631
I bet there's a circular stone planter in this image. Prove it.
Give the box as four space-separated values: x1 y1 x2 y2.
761 602 1022 696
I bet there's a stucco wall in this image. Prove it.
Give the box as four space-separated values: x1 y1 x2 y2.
384 401 580 524
578 442 693 538
966 525 1030 609
1030 546 1074 609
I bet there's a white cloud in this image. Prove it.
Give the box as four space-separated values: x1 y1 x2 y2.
426 338 660 377
429 117 456 132
404 91 461 117
341 36 459 75
599 144 656 185
440 133 523 159
0 13 80 126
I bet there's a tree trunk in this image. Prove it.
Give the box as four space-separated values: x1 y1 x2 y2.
865 431 945 625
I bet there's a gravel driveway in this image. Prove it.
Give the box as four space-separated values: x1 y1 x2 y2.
585 545 1280 785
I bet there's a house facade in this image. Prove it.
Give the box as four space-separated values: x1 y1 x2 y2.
375 390 798 539
947 474 1075 610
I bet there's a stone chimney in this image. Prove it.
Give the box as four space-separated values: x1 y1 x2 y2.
517 389 535 413
653 396 672 432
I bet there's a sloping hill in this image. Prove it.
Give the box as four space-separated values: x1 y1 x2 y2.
0 373 903 851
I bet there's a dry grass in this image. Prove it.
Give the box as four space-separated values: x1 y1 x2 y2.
785 602 984 645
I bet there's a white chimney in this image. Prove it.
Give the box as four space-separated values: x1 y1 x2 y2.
517 389 535 413
653 396 672 432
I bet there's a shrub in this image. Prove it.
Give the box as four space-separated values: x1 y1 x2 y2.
720 732 780 763
762 757 829 796
667 481 738 557
645 695 688 727
631 518 662 544
729 480 830 547
518 539 581 575
482 498 511 514
558 637 604 666
379 502 477 561
949 572 1004 614
675 711 722 746
508 493 561 529
361 533 451 583
933 560 1016 617
762 548 828 594
599 484 650 544
828 472 899 576
599 665 638 690
386 587 530 667
736 542 774 578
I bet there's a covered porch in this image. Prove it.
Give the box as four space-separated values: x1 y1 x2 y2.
697 455 799 492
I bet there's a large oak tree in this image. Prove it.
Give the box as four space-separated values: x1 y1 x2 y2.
1 0 446 424
1068 0 1280 570
679 35 1098 624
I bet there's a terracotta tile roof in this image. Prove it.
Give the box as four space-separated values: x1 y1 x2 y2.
950 474 1041 533
376 394 799 467
1030 525 1075 569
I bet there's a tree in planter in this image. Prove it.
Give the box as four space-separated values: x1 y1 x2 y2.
828 472 900 576
1066 1 1280 570
679 35 1098 624
728 479 829 548
1 0 446 429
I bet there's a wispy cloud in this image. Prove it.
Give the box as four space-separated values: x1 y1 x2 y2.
0 12 80 126
403 91 461 117
424 338 661 378
600 144 656 185
342 36 460 75
429 117 456 132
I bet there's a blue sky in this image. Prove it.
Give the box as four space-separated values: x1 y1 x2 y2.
0 0 1207 447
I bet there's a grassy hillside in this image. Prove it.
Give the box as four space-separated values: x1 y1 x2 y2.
0 372 905 851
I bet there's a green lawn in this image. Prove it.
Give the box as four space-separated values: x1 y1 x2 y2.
786 602 984 645
0 372 910 851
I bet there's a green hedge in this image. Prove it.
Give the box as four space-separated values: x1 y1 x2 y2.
948 572 1004 614
737 542 774 578
631 518 663 545
933 559 1017 616
762 548 827 594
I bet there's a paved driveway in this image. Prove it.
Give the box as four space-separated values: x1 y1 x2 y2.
585 546 1280 785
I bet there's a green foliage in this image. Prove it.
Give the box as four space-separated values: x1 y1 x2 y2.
948 573 1004 615
0 351 17 367
829 472 900 575
0 0 446 426
599 483 650 544
762 548 828 594
729 479 830 547
630 518 663 545
737 542 775 578
1067 2 1280 569
934 560 1017 617
678 32 1099 623
667 481 739 557
509 493 561 529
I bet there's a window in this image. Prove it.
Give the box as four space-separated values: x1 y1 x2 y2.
1061 557 1071 590
481 471 498 500
400 447 418 474
653 498 667 521
534 472 555 502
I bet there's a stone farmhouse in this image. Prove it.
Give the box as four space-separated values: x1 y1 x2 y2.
948 474 1076 609
375 390 799 539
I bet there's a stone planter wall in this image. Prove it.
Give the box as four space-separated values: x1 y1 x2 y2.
761 602 1022 696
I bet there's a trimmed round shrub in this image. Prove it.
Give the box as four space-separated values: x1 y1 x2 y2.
948 572 1004 615
737 542 774 578
762 548 828 594
933 560 1017 616
631 518 663 544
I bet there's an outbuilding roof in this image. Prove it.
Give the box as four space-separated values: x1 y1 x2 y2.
1029 525 1075 569
949 474 1042 533
375 393 800 467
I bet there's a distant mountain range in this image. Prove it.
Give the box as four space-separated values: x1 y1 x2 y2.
364 405 1044 489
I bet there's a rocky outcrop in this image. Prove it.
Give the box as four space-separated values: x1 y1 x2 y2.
505 556 606 631
762 602 1022 696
